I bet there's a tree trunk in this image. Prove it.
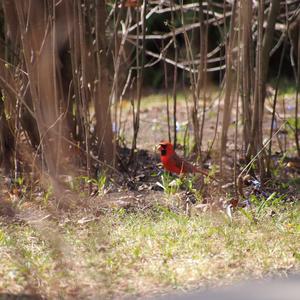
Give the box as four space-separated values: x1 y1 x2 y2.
14 1 69 176
248 0 280 177
0 91 14 174
95 0 114 164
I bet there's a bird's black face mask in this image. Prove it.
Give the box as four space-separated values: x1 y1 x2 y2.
160 145 167 156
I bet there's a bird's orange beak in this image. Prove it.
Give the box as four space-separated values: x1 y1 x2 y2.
156 143 162 151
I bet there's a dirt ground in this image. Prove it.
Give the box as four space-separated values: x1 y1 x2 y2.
1 90 299 220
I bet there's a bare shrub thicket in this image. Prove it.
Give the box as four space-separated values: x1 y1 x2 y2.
0 0 299 185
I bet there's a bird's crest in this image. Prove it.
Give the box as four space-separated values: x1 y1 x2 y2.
158 141 172 156
159 140 171 145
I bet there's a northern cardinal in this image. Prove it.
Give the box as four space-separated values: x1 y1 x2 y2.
158 141 209 176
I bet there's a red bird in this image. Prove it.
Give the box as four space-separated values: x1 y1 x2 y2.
158 141 209 176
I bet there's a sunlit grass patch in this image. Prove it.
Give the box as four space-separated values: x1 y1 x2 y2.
0 225 58 294
0 200 299 298
101 205 299 291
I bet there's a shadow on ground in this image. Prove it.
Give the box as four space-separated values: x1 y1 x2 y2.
0 295 42 300
155 274 300 300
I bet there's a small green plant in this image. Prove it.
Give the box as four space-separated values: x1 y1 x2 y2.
69 172 107 196
256 192 281 217
43 185 53 206
14 176 27 195
81 172 108 196
156 172 183 195
93 172 107 195
15 176 24 186
241 192 288 223
156 172 203 203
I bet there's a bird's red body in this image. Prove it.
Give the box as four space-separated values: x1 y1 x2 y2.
158 141 208 176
